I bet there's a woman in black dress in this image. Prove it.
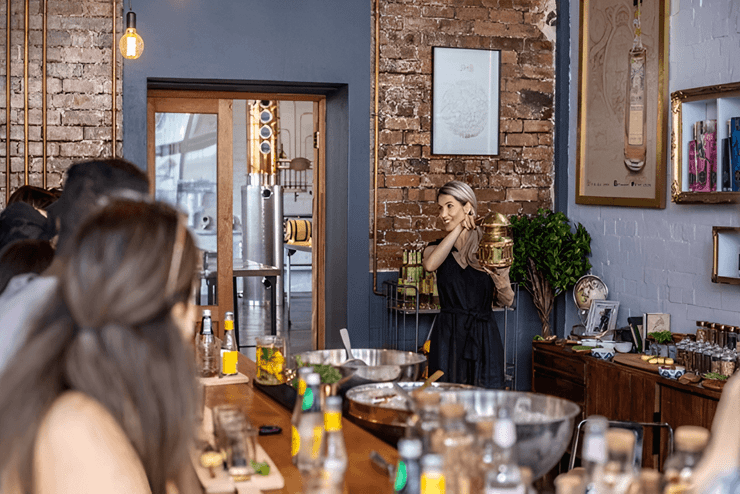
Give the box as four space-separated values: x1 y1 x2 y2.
422 181 514 389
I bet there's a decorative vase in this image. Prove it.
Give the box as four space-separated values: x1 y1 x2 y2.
478 212 514 269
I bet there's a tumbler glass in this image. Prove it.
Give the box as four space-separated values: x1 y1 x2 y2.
256 335 287 385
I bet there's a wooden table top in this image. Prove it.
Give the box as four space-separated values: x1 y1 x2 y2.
202 354 399 494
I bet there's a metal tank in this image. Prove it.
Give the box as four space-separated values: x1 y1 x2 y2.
241 179 283 306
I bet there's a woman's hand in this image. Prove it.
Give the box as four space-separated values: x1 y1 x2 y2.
462 209 476 230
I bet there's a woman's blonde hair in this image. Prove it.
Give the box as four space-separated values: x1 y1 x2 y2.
438 180 485 272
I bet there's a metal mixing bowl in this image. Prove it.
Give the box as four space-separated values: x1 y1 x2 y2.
441 390 581 479
294 349 427 390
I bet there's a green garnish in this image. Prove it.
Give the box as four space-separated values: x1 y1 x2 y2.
703 372 729 381
572 345 591 351
250 460 270 476
533 335 545 342
648 330 673 344
292 356 342 386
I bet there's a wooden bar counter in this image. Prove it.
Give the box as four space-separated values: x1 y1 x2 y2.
202 354 399 493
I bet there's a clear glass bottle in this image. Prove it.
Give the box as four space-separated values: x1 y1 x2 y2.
624 1 647 172
196 309 218 377
221 311 238 376
295 372 324 477
395 438 422 494
413 392 441 455
317 396 347 492
582 415 609 494
663 426 710 494
292 367 313 465
594 428 636 494
437 403 475 494
420 454 446 494
473 420 496 493
483 409 525 494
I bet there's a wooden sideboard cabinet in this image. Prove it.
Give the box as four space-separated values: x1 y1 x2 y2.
532 343 721 469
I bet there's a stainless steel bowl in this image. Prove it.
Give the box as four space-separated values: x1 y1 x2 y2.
294 349 427 390
441 390 581 479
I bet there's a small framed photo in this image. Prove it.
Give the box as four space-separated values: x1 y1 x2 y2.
586 300 620 335
644 313 671 335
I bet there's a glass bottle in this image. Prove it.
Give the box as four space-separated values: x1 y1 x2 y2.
437 403 475 494
413 392 442 455
554 473 585 494
633 469 663 494
292 367 313 465
395 438 423 494
221 311 238 376
582 415 609 494
420 454 445 494
696 322 707 343
473 420 496 493
683 342 694 373
721 350 736 377
703 344 714 376
726 326 738 352
317 396 347 492
196 309 218 377
663 426 710 494
594 428 636 494
483 409 525 494
295 372 324 477
712 348 723 375
624 0 647 172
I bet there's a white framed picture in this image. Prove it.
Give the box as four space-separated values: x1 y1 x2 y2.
431 47 500 156
586 300 620 335
644 313 670 335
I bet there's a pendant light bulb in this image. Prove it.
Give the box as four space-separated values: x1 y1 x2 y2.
119 11 144 60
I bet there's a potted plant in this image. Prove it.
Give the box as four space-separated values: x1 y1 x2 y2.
509 209 592 338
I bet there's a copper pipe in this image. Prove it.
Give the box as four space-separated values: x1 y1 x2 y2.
23 0 28 185
372 0 382 296
6 0 11 203
42 0 46 188
111 0 116 158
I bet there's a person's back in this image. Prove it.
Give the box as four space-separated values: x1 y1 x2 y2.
0 158 149 377
0 199 199 494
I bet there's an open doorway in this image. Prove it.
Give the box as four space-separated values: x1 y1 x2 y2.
147 91 326 358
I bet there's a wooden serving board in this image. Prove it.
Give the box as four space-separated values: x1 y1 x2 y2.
613 353 660 374
199 372 250 387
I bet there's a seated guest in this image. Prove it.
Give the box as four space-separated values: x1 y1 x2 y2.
0 199 199 494
0 239 54 296
7 185 62 216
0 158 149 376
0 202 54 252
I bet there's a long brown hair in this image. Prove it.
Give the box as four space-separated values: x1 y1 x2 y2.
0 200 199 494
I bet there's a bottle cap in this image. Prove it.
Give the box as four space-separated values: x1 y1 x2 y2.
398 438 422 459
202 309 212 317
421 453 443 469
297 366 313 377
606 429 636 454
439 403 465 418
674 426 710 452
325 395 342 409
306 373 321 386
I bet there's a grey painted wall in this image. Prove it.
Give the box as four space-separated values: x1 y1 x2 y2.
566 0 740 334
121 0 371 348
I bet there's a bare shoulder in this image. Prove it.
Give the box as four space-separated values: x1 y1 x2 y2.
35 391 152 494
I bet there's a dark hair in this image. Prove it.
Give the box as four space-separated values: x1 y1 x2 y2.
0 239 54 295
0 202 55 252
0 200 198 494
46 158 149 257
7 186 62 211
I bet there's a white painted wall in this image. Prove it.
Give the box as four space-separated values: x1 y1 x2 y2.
566 0 740 335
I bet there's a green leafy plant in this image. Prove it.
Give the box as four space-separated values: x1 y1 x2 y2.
510 209 592 337
648 330 673 344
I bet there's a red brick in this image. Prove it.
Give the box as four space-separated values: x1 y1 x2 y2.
539 134 553 145
522 147 553 161
456 7 489 20
506 133 539 147
476 188 506 201
422 6 455 18
420 174 455 188
384 230 421 245
378 188 404 201
404 132 430 146
501 51 517 64
393 217 413 229
386 174 421 187
384 116 421 131
376 217 394 231
523 120 553 132
520 174 553 188
386 202 422 217
473 20 507 37
506 188 539 202
491 10 523 24
500 119 523 133
379 130 403 145
491 174 521 188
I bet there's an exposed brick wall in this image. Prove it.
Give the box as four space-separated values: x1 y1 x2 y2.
0 0 122 207
373 0 556 270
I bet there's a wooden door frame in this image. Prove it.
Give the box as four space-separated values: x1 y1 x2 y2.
147 90 326 348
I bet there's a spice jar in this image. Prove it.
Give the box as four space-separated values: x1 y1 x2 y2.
721 351 736 377
675 340 687 367
717 325 727 349
707 323 718 346
696 321 708 343
711 349 723 375
726 326 737 351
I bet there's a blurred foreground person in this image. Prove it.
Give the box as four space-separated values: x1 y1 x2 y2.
0 202 54 252
0 158 148 375
7 186 62 216
0 200 199 494
0 239 54 296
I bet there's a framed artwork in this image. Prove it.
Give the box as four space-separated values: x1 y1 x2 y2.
644 312 670 335
431 47 500 156
586 300 620 335
575 0 669 208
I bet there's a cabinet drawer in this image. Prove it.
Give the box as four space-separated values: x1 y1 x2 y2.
533 367 585 409
533 348 585 382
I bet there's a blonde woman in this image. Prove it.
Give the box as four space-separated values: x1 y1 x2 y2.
423 181 514 388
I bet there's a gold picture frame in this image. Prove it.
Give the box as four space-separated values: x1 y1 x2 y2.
575 0 668 208
671 82 740 204
712 226 740 285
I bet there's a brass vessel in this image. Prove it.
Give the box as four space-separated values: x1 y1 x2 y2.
478 212 514 268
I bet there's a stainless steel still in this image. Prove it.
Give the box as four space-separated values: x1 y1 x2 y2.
241 182 283 306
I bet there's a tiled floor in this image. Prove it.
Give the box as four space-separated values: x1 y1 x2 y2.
237 291 313 361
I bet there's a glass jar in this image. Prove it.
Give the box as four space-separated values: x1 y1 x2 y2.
696 322 708 343
717 325 727 349
726 327 738 351
711 350 723 375
675 340 686 367
255 335 287 385
721 351 736 377
702 345 714 375
707 323 717 347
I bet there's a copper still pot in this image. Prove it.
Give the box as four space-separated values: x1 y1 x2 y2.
478 212 514 268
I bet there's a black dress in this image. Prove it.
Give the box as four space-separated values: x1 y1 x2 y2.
428 239 504 389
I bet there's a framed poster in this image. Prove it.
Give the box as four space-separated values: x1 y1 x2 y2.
585 300 620 335
432 47 500 156
575 0 669 208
